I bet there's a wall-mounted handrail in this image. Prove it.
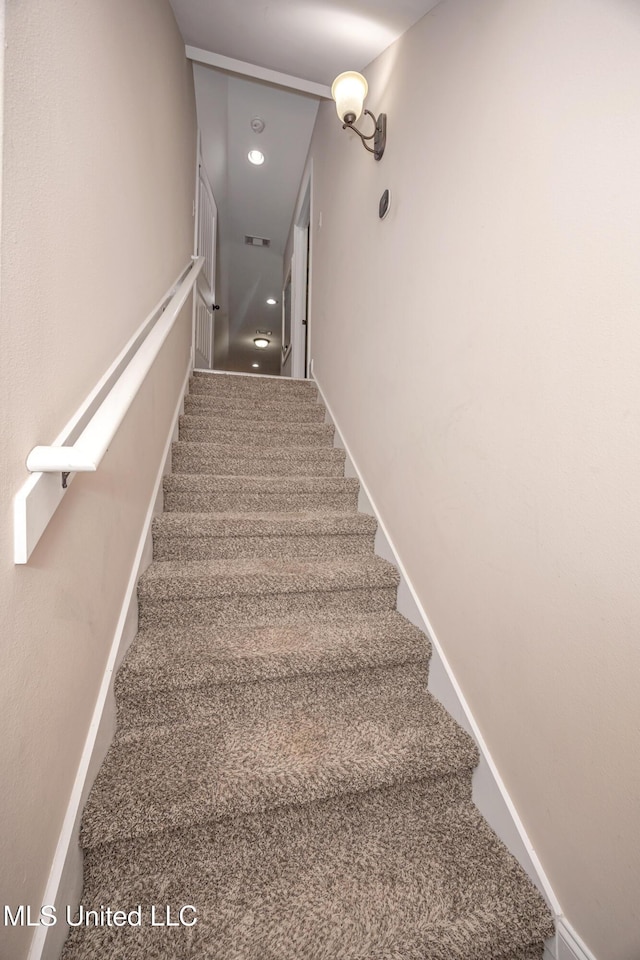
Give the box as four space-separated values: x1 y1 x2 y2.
14 256 204 564
26 258 204 474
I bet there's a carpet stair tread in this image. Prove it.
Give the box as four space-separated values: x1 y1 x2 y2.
172 440 344 462
162 473 360 514
138 554 399 600
152 510 378 560
64 789 553 960
80 674 479 848
163 473 360 496
152 510 376 540
117 611 431 695
184 392 327 422
190 372 320 400
172 441 346 477
178 414 335 446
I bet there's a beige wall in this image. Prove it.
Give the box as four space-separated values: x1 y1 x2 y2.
307 1 640 958
0 2 196 958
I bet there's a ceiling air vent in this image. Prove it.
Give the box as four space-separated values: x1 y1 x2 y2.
244 235 271 247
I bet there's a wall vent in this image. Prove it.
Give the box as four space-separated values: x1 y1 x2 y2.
244 235 271 247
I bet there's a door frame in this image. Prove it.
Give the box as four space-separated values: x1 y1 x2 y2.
289 162 312 380
192 131 218 368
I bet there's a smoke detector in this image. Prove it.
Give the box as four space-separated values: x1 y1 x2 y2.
251 117 265 133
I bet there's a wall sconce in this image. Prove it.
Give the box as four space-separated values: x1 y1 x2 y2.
331 71 386 161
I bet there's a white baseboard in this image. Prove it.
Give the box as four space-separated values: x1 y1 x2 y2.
556 918 599 960
310 361 573 958
28 361 191 960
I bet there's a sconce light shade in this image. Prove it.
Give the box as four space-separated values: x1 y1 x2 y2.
331 70 386 161
331 71 368 124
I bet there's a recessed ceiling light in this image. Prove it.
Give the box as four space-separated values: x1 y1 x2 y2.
253 337 270 348
252 363 260 368
248 150 265 165
266 298 277 305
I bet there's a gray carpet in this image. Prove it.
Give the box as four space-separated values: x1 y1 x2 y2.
62 371 554 959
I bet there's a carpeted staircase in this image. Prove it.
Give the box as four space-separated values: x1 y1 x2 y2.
62 371 554 960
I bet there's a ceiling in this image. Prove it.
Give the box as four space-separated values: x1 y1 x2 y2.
170 0 442 374
171 0 442 86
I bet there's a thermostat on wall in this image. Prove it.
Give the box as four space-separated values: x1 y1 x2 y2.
379 188 391 220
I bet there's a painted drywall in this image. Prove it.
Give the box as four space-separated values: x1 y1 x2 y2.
306 1 640 958
0 2 196 958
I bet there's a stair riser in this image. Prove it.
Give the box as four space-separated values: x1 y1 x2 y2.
190 376 319 401
179 425 335 447
64 923 544 960
118 614 431 708
180 414 333 437
138 587 398 630
82 767 474 851
184 395 326 422
171 453 346 477
79 777 474 874
152 533 376 562
163 491 359 513
71 778 552 960
116 663 430 731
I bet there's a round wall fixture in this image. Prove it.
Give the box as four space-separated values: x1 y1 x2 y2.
248 150 265 165
251 117 265 133
379 188 391 220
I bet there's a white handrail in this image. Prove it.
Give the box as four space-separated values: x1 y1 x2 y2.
26 257 204 474
14 256 204 564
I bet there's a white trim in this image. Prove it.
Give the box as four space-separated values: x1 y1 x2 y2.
557 919 599 960
27 361 192 960
192 130 202 372
185 45 331 99
25 260 203 475
291 168 311 380
286 158 314 380
311 359 563 925
281 261 293 372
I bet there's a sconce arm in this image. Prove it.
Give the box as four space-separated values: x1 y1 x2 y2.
342 109 378 153
342 109 387 161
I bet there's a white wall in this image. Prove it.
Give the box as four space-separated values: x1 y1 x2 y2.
306 2 640 958
0 2 197 958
